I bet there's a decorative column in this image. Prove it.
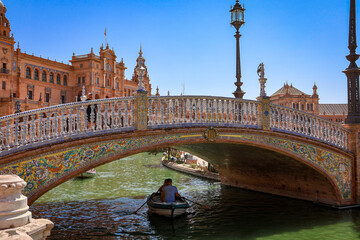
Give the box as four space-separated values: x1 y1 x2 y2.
0 175 54 239
135 62 148 130
0 175 31 230
345 0 360 124
256 63 270 130
230 0 246 98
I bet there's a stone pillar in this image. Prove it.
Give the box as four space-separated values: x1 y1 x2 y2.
344 124 360 204
0 175 54 239
0 175 32 230
135 90 148 131
258 97 271 130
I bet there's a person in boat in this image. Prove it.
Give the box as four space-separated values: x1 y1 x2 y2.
158 178 181 202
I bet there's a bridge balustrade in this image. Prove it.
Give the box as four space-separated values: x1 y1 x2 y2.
0 96 350 154
147 96 260 129
0 97 136 153
270 105 349 150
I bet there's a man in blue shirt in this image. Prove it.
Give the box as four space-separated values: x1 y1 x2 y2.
158 178 181 202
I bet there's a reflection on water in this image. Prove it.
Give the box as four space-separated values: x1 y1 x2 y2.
31 153 360 240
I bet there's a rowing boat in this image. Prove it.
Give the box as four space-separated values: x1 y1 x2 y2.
147 193 189 218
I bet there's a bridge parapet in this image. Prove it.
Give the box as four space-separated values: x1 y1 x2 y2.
270 104 349 150
0 95 350 156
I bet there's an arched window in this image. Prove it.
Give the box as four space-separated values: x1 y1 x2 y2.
106 79 110 87
106 63 112 72
49 73 54 83
26 68 31 79
56 74 61 85
42 71 47 82
63 75 68 86
34 69 39 80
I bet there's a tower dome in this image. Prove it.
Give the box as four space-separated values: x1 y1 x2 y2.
0 1 4 8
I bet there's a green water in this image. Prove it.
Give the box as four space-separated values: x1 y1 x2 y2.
31 153 360 240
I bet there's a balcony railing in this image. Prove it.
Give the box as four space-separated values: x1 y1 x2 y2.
0 68 9 74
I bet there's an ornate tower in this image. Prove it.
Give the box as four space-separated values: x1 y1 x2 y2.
131 46 151 94
345 0 360 124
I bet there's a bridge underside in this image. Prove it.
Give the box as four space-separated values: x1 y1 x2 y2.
0 128 353 206
178 143 340 206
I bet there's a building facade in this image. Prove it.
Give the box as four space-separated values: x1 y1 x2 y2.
270 83 319 115
0 1 152 116
270 82 347 124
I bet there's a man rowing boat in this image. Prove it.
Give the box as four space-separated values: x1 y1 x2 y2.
158 178 181 202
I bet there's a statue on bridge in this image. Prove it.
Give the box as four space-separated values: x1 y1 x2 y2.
257 62 267 98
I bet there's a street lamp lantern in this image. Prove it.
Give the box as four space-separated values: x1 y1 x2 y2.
230 0 245 29
230 0 246 99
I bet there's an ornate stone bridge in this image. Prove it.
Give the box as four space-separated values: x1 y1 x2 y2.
0 93 356 207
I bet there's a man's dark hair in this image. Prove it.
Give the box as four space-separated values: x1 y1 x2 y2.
165 178 172 183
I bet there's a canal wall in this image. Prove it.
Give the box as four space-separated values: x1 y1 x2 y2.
161 160 221 181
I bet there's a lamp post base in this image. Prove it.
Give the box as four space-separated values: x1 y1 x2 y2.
233 90 245 99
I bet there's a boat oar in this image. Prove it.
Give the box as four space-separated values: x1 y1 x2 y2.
183 197 211 210
133 200 148 214
133 193 155 214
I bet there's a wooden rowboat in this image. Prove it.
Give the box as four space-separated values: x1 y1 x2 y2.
147 193 189 218
77 169 96 179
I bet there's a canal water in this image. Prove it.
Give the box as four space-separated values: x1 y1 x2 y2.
31 153 360 240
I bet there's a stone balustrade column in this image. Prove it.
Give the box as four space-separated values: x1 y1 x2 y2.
0 175 32 230
135 90 148 130
257 97 271 130
0 175 54 239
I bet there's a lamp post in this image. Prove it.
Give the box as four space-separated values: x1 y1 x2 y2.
230 0 245 99
345 0 360 124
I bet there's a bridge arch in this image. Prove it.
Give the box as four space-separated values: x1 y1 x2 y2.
0 127 353 206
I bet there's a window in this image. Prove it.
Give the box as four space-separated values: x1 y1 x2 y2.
61 95 66 104
42 71 47 82
28 90 33 100
106 63 111 72
106 79 110 86
26 67 31 79
82 77 85 84
56 74 61 84
96 78 99 85
2 81 5 90
3 63 6 70
78 77 81 84
34 69 39 80
3 31 6 37
116 82 119 89
63 75 68 86
80 64 83 68
45 93 50 103
49 73 54 83
301 104 304 111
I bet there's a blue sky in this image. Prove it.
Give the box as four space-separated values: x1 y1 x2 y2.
4 0 354 103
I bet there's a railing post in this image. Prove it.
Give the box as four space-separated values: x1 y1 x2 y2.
258 97 271 130
135 91 148 130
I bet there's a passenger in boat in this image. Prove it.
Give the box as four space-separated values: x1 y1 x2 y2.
158 178 181 202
